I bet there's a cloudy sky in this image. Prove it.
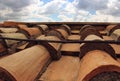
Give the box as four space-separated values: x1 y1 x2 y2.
0 0 120 22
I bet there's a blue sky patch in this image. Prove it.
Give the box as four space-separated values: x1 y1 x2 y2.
89 10 96 15
41 0 52 4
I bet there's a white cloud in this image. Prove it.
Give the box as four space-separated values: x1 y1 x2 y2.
0 0 120 22
98 0 120 16
59 0 120 22
63 2 76 14
38 0 67 15
74 0 109 10
58 14 74 22
0 0 43 21
0 0 38 11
